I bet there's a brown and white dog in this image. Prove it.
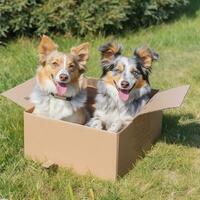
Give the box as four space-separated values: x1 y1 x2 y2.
30 35 89 124
88 41 158 132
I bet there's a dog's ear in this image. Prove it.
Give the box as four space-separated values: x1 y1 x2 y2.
98 41 122 68
71 42 89 72
134 45 159 74
38 35 58 65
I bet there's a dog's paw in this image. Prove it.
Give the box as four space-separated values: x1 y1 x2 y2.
87 118 103 130
107 121 123 133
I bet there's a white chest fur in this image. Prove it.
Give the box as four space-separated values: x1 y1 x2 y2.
30 84 86 120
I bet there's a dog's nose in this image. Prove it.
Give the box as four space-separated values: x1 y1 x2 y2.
59 74 68 81
121 81 130 88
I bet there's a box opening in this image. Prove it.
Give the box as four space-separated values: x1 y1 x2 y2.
23 78 159 135
2 77 189 134
25 82 158 130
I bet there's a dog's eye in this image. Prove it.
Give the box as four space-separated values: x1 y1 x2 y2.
68 64 75 72
52 61 59 67
69 63 74 68
132 71 140 77
113 68 121 73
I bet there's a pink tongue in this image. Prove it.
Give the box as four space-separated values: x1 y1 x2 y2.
56 83 68 96
118 89 130 101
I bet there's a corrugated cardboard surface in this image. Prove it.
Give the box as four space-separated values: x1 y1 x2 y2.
139 85 190 115
1 77 190 180
24 111 118 180
117 111 163 176
1 78 35 110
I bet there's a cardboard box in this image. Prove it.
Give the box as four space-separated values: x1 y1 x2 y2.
1 77 189 181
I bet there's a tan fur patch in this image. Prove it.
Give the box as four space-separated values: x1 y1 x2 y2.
70 69 80 83
135 78 146 89
51 57 62 66
100 42 121 64
103 71 121 87
102 63 125 87
38 35 58 65
71 42 89 71
135 46 153 68
37 67 48 87
116 64 124 72
37 64 61 88
66 55 80 83
75 108 87 124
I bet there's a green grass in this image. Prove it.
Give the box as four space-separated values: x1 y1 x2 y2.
1 2 200 200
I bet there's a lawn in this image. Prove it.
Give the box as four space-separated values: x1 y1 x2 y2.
1 1 200 200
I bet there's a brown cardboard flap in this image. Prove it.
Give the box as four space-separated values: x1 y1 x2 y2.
0 76 97 111
1 78 35 110
138 85 190 115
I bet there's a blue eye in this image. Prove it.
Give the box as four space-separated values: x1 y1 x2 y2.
132 71 140 77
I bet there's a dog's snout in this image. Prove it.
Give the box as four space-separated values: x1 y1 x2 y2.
121 81 130 89
59 74 68 81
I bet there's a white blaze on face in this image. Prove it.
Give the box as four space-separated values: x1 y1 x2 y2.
55 55 71 96
116 57 137 101
55 55 70 82
63 54 67 69
60 55 69 76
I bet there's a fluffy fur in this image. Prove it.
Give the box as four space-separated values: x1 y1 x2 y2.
88 41 158 132
30 35 89 124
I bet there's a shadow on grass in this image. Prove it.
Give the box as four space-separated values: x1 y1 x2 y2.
160 113 200 148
